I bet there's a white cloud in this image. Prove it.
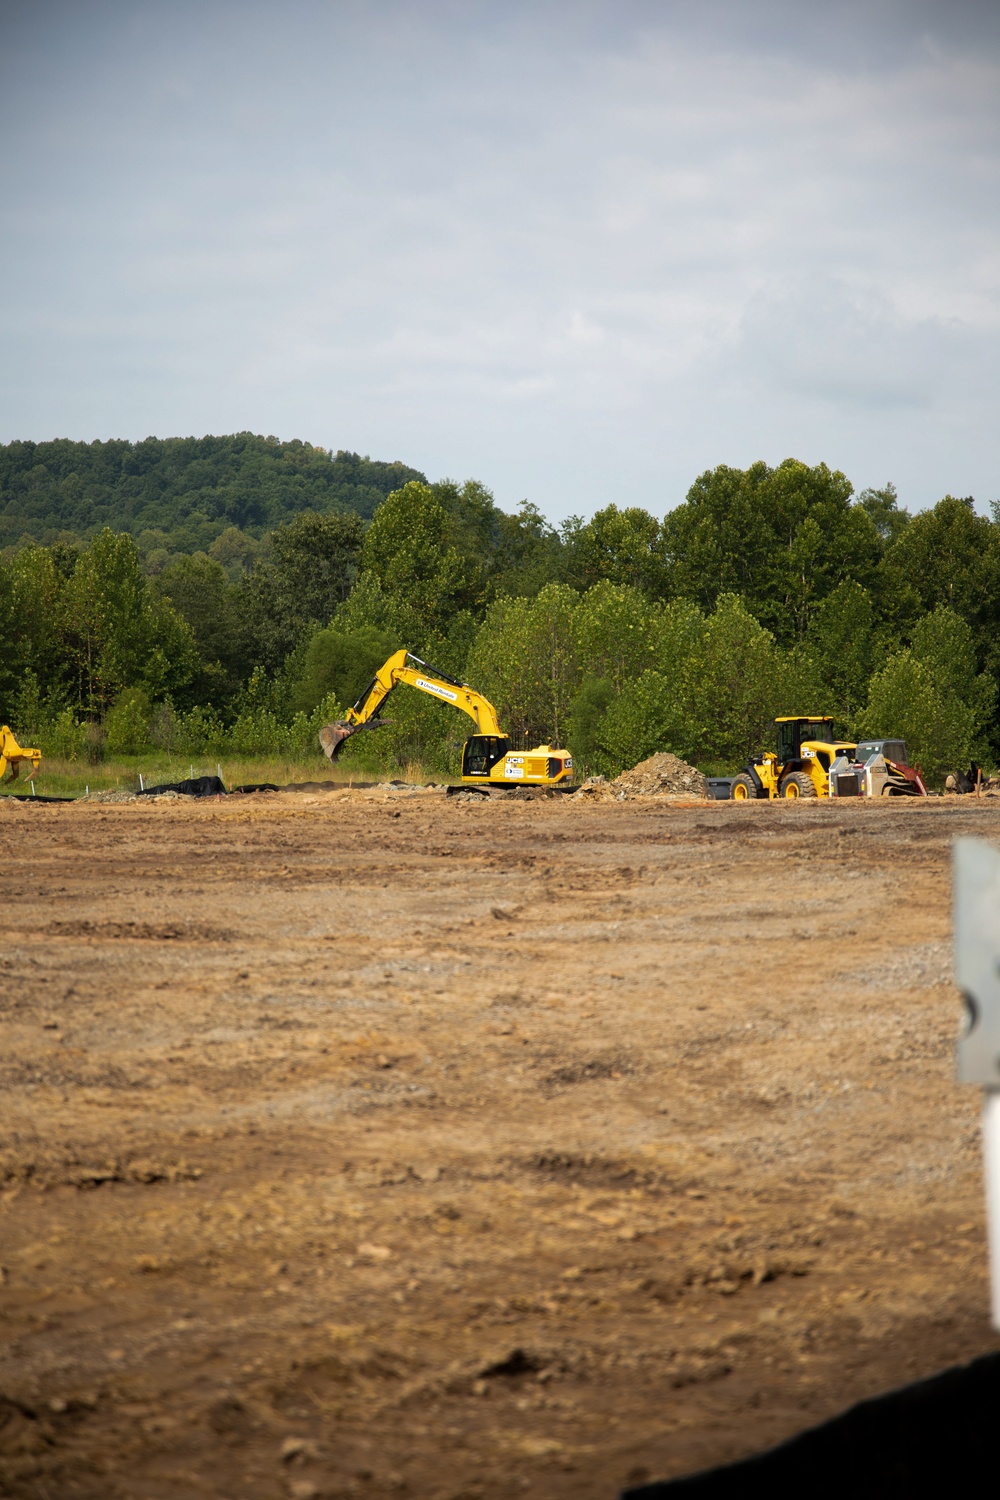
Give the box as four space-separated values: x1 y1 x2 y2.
0 0 998 516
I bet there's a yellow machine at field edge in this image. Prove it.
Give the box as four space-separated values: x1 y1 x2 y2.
0 725 41 784
731 716 855 800
319 650 574 790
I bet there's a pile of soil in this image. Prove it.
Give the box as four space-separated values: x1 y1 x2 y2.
611 751 708 799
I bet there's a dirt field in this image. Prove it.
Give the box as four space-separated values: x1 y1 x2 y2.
2 787 999 1500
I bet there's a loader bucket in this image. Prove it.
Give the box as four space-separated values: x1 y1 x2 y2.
319 719 390 761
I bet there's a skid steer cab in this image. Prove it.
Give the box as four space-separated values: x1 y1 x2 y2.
731 717 855 801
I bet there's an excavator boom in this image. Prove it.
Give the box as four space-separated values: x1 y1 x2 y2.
320 650 503 759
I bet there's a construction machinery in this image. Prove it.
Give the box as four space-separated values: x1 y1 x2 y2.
852 739 927 797
319 650 574 789
0 725 41 784
721 719 928 800
729 717 857 800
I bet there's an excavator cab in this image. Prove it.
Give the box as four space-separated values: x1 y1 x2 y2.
461 735 511 779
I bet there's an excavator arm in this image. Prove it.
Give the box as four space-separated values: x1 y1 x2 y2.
319 650 503 760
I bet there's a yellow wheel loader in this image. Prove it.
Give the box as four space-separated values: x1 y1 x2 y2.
730 717 856 800
319 650 574 790
0 725 41 785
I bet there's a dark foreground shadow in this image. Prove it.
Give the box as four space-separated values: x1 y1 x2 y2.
623 1350 1000 1499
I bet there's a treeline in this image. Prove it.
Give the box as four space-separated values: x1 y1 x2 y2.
1 451 998 783
0 434 424 556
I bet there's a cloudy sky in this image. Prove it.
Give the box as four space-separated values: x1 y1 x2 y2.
1 0 998 521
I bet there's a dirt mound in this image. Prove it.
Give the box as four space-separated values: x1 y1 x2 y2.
612 751 708 799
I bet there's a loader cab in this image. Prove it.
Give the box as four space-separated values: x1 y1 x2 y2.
462 734 511 779
776 717 835 765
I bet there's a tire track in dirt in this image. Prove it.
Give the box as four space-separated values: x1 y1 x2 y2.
0 792 998 1498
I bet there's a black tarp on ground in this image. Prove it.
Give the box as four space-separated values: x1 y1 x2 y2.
622 1349 1000 1499
138 776 227 797
0 792 77 802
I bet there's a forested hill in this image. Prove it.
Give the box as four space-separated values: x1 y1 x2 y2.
0 434 425 551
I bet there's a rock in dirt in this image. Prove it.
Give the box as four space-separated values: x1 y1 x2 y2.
611 752 708 799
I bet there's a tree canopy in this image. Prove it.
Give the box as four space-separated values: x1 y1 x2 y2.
0 434 424 553
662 459 882 641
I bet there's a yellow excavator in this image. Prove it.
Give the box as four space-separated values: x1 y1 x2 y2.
0 725 41 784
319 650 574 789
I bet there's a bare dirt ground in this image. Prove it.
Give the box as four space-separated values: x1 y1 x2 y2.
2 787 999 1500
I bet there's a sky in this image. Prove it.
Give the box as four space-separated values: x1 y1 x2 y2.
1 0 998 522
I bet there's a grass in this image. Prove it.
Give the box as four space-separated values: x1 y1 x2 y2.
2 754 447 800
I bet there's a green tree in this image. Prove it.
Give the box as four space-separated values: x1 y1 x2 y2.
488 501 563 599
573 581 662 690
663 459 880 641
803 580 880 721
468 583 580 746
328 569 474 681
878 497 1000 676
291 625 400 713
154 552 244 704
563 504 668 596
596 669 698 774
237 509 365 672
431 478 501 599
648 597 710 685
856 482 910 545
566 677 616 770
596 599 705 772
62 530 197 712
596 595 798 774
0 433 425 550
687 595 797 765
856 651 977 783
360 482 473 632
0 546 66 703
104 687 153 756
208 525 261 580
908 606 996 756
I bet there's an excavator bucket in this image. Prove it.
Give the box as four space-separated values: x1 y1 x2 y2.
319 719 390 761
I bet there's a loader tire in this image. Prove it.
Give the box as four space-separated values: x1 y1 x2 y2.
780 772 816 799
731 774 758 801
